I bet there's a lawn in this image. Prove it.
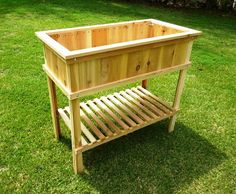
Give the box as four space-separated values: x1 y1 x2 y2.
0 0 236 193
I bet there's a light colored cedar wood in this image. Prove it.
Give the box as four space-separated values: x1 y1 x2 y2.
69 98 84 173
119 91 157 119
43 65 70 98
36 19 201 60
113 92 151 122
168 69 188 133
37 19 200 173
94 98 129 130
79 108 106 140
74 30 92 50
68 62 190 99
133 87 171 114
80 122 97 143
137 86 173 111
57 86 176 152
92 28 108 47
125 89 164 117
63 31 199 59
100 96 136 127
44 46 68 87
80 136 88 146
42 30 195 95
58 108 71 129
58 108 96 144
87 100 121 134
65 39 192 93
63 107 94 145
47 76 61 139
107 94 144 124
169 39 192 133
67 37 193 64
80 102 113 136
66 61 84 173
39 19 199 55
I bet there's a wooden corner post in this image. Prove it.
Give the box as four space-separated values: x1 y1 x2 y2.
47 76 61 139
67 64 84 173
69 98 84 173
168 69 187 133
168 40 193 133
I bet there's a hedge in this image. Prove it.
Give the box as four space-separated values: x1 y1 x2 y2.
126 0 236 11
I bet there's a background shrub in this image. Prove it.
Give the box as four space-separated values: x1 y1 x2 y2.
126 0 235 11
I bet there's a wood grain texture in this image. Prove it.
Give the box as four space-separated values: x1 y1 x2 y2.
68 40 192 92
58 86 176 152
69 98 84 173
37 19 200 173
168 69 187 133
47 76 61 139
40 19 198 94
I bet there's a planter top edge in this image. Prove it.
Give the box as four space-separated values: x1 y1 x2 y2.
65 31 201 60
35 19 202 60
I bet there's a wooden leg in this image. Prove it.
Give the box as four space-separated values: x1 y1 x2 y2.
47 76 61 139
168 69 187 133
69 98 84 173
73 151 83 174
142 79 148 89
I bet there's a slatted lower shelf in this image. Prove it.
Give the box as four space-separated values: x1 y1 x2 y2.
58 86 176 152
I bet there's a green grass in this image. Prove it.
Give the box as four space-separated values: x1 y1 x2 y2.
0 0 236 193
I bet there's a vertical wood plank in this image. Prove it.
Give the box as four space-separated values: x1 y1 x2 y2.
149 47 162 71
161 44 176 68
120 54 128 79
92 28 108 47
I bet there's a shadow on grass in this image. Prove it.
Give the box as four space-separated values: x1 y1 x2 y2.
76 121 226 193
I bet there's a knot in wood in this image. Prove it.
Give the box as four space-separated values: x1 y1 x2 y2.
136 64 141 72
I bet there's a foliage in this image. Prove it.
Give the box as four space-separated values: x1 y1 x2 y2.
127 0 235 10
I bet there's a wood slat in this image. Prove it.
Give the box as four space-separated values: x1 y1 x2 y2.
119 91 158 119
80 122 97 143
100 96 136 127
76 108 176 153
63 107 97 143
59 107 91 146
87 100 121 134
125 89 164 116
107 94 144 124
132 87 171 114
113 92 151 121
94 98 129 130
137 86 173 111
80 102 113 136
80 109 106 140
58 108 71 128
59 86 176 153
81 136 88 146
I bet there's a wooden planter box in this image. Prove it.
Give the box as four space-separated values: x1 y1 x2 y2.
36 19 201 173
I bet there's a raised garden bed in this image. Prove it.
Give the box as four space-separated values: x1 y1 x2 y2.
36 19 201 173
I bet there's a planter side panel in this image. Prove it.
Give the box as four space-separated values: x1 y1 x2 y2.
49 22 182 51
70 39 193 92
44 46 68 88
